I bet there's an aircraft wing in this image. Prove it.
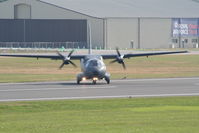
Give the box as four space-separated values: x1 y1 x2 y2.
101 50 188 59
0 53 85 60
0 50 188 60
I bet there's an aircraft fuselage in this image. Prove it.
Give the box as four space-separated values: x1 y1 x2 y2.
77 55 110 84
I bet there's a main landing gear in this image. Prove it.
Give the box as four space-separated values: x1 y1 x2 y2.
76 73 83 84
104 76 110 84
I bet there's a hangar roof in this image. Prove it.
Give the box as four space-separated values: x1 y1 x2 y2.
41 0 199 18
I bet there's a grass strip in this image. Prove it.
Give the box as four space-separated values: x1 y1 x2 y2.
0 96 199 133
0 54 199 82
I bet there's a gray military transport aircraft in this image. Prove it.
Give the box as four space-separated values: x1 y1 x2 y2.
0 48 187 84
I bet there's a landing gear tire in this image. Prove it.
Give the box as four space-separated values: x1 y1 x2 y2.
105 76 110 84
92 80 96 84
76 74 83 84
77 79 81 84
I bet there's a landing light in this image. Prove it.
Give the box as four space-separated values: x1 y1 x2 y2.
93 77 98 81
82 77 86 81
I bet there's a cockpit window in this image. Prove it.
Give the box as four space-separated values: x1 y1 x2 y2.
89 60 98 66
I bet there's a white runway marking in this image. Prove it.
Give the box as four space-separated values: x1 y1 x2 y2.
0 86 116 92
1 93 199 102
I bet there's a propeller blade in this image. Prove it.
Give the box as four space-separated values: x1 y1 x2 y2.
121 61 126 70
68 50 75 57
110 59 118 64
116 47 121 56
57 51 65 59
110 47 127 69
59 62 65 69
57 50 76 69
68 60 77 68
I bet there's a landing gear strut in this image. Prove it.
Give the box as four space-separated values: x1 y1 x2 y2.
92 77 98 84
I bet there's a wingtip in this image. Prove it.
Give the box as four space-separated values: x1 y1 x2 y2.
176 50 189 53
181 50 189 53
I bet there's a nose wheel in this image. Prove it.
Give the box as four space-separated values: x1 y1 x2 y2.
92 80 97 84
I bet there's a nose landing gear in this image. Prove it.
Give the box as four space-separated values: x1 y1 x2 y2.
76 73 110 84
92 80 97 84
92 77 98 84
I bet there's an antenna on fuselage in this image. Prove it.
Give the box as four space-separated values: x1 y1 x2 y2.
88 21 92 55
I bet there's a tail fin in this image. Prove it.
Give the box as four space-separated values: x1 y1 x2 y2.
88 21 92 55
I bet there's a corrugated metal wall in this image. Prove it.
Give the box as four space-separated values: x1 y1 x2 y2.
105 18 138 49
0 19 87 42
105 18 174 49
0 19 24 42
140 18 171 49
106 18 198 49
0 0 104 49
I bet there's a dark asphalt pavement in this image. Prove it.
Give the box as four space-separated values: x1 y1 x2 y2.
0 77 199 101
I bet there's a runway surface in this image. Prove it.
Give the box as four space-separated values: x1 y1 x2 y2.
0 77 199 102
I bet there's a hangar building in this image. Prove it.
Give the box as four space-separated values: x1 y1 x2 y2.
0 0 199 49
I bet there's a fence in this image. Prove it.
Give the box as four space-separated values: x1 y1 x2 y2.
0 42 87 49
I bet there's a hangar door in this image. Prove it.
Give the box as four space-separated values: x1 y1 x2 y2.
0 19 87 48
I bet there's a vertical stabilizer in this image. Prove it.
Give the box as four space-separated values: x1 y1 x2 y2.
88 21 92 55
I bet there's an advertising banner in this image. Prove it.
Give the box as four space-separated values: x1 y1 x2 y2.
172 18 199 37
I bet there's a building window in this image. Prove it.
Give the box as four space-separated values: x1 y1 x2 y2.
183 39 188 43
192 39 198 43
172 39 178 43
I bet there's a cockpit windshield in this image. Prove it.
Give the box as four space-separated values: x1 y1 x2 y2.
86 59 104 68
88 60 98 67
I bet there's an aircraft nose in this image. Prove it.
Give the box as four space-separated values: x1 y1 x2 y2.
92 68 99 75
85 67 105 77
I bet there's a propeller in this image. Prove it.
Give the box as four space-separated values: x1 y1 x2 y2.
110 47 126 69
57 50 77 69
